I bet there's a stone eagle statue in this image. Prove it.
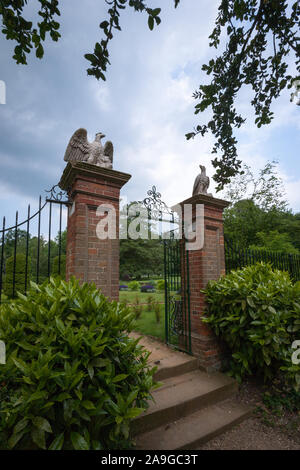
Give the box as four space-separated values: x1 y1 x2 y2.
192 165 212 196
64 128 113 169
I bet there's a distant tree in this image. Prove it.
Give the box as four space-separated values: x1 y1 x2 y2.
52 254 66 278
223 161 288 211
3 229 28 258
223 161 300 251
119 201 164 279
55 229 67 253
120 238 163 279
4 253 31 298
224 199 265 247
249 230 299 254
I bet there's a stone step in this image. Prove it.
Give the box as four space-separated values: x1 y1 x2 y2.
134 399 253 450
153 354 199 381
130 332 199 381
132 369 237 436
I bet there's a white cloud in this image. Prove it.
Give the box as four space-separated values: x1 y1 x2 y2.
90 82 112 112
0 0 299 217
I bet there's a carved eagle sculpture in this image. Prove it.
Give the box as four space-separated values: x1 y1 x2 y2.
192 165 211 196
64 128 113 169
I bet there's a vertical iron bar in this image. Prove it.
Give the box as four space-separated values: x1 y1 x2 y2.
58 203 63 276
182 240 187 352
36 196 42 283
289 254 294 281
186 245 191 354
12 211 18 298
25 205 30 294
0 217 5 304
48 201 52 278
164 240 169 345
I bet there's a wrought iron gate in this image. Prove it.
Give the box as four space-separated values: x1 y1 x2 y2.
163 237 191 354
138 186 192 354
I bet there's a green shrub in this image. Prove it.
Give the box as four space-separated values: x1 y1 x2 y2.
132 296 143 320
0 277 158 450
128 281 140 292
153 302 161 323
156 280 166 292
146 296 154 312
120 298 128 309
4 254 31 298
203 263 300 385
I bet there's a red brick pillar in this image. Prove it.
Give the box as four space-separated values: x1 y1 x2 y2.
179 194 230 371
59 162 131 301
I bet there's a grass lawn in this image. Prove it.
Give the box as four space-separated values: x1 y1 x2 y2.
121 290 180 342
119 290 165 304
132 303 165 342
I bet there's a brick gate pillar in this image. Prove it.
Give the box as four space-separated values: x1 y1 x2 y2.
179 194 230 371
59 162 131 301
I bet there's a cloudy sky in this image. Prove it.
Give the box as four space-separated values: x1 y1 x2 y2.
0 0 299 232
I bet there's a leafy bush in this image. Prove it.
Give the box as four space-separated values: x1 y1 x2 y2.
0 277 158 450
4 254 31 298
153 302 161 324
156 280 166 291
146 296 154 312
203 263 300 386
120 299 128 308
132 296 143 320
263 382 300 415
128 281 140 292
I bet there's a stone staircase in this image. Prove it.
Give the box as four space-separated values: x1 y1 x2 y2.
131 334 252 450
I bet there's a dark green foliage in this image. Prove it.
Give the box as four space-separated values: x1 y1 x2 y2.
0 277 158 450
4 254 31 298
0 0 61 64
120 239 164 280
203 263 300 387
250 231 299 255
1 229 67 288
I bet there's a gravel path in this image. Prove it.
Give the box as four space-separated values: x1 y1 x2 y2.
198 417 300 450
197 376 300 451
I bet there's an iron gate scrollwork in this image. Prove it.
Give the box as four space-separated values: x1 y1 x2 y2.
140 186 192 354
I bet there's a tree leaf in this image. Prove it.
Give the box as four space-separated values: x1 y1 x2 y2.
148 16 154 31
31 427 46 449
49 433 64 450
70 432 89 450
82 400 96 410
32 416 52 433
